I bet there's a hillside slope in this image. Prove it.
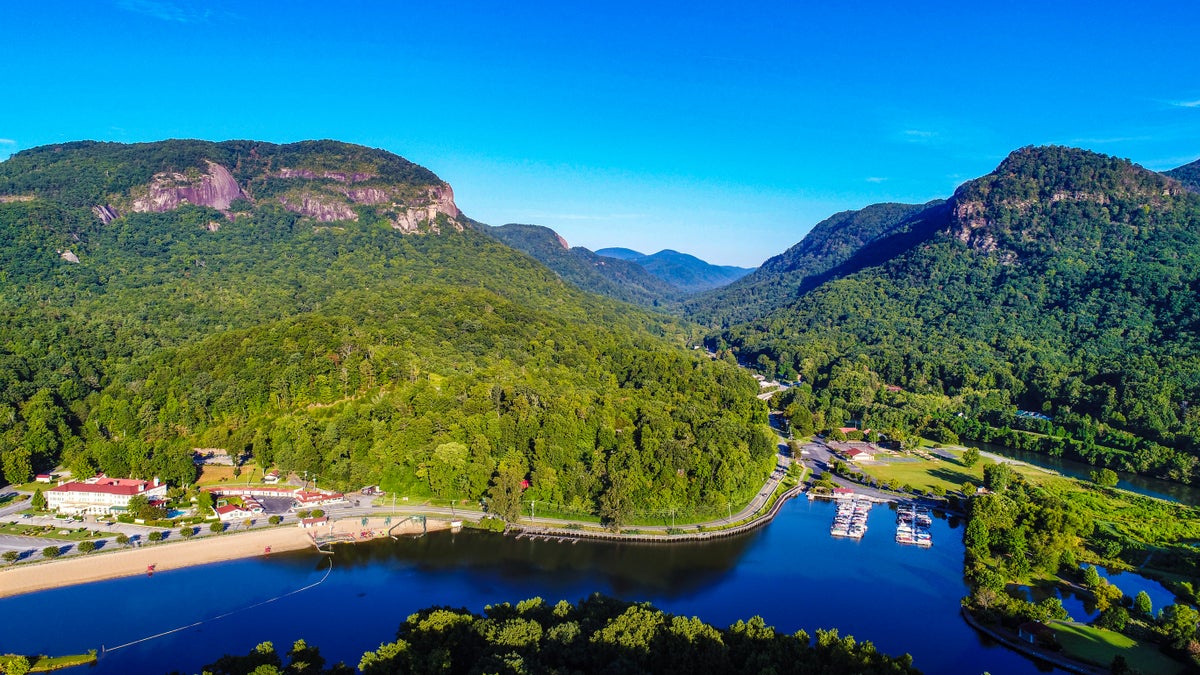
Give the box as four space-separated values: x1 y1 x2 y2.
708 146 1200 481
486 224 684 306
1166 157 1200 193
687 201 945 325
0 140 774 522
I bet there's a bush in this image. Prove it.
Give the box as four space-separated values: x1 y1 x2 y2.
210 522 224 533
311 509 324 518
148 531 163 542
42 545 62 558
77 540 96 554
269 515 283 525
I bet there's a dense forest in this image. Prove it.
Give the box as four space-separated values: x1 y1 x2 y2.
708 147 1200 484
0 140 774 525
199 595 920 675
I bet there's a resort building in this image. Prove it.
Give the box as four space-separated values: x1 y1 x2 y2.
202 486 345 510
45 474 168 515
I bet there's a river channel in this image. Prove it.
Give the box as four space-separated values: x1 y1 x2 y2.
974 440 1200 505
0 498 1054 675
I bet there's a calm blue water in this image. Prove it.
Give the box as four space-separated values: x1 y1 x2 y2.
0 499 1053 675
1017 565 1180 624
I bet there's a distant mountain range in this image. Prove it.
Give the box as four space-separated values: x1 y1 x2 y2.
485 224 684 306
484 226 754 306
594 247 754 294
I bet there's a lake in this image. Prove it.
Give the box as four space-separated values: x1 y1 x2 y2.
0 498 1056 674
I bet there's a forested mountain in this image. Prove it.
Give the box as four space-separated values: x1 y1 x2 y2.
0 140 775 524
485 223 684 307
1166 157 1200 193
707 146 1200 483
686 201 946 325
595 247 754 294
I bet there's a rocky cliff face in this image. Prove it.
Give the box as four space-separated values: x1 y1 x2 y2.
130 161 245 214
385 184 462 233
272 176 462 231
91 149 462 233
277 193 359 222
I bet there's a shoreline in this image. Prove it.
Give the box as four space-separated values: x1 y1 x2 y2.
0 517 437 600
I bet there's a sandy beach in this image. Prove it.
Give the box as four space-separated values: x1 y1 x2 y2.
0 516 445 599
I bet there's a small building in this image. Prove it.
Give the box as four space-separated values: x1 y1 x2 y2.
1017 621 1056 646
215 504 255 522
299 516 329 529
263 470 281 484
845 448 875 462
35 473 56 484
292 490 345 508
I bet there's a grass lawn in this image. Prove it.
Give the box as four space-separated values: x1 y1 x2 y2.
1051 622 1185 674
0 523 117 541
858 448 1056 495
196 463 265 487
858 450 985 493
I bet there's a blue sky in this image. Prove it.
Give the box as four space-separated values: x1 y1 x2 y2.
2 1 1198 266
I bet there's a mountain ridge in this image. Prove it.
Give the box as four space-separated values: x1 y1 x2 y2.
593 247 754 294
707 145 1200 482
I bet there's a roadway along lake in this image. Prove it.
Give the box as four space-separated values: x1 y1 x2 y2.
0 498 1054 674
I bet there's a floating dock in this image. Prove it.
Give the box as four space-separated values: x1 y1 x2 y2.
830 498 871 539
895 503 932 547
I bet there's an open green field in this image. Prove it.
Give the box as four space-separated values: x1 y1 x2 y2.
1050 622 1185 674
857 448 1056 495
196 463 266 487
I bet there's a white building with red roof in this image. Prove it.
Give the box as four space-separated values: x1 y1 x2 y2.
215 504 255 522
45 474 168 515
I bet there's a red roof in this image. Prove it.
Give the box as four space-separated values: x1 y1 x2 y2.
833 488 855 494
294 490 343 503
215 504 244 515
301 516 328 525
49 476 159 496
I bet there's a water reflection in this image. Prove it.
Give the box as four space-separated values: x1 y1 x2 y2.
330 529 761 597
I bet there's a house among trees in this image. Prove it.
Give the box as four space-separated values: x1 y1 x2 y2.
263 470 282 484
35 473 57 483
45 474 168 515
1016 621 1057 646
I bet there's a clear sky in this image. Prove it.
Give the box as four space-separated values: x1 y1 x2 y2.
2 1 1198 266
